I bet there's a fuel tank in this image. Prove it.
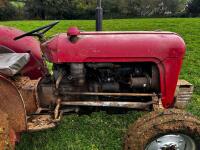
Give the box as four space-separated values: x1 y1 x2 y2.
0 26 45 79
42 30 186 108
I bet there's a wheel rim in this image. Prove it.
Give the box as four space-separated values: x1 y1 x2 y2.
145 134 196 150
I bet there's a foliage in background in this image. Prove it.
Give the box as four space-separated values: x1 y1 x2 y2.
0 0 197 20
24 0 96 19
0 0 18 20
24 0 187 19
0 0 6 7
187 0 200 17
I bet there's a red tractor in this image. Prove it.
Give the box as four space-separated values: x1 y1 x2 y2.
0 20 199 150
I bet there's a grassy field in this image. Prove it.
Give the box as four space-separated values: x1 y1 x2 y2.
0 18 200 150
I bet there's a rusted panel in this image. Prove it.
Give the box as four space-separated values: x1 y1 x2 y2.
0 110 10 150
14 77 40 115
37 82 57 107
61 101 153 109
0 75 27 132
0 109 16 150
64 92 155 97
175 80 194 109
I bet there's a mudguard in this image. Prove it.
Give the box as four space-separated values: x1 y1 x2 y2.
0 75 27 132
0 26 45 79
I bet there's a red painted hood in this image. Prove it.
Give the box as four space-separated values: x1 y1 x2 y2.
42 31 186 63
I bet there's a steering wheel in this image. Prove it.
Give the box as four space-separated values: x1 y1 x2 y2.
14 21 59 41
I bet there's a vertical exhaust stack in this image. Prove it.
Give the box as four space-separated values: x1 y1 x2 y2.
96 0 103 31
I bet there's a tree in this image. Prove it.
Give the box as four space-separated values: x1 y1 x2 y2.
124 0 184 17
187 0 200 16
22 0 187 20
25 0 46 19
0 0 17 20
24 0 96 19
0 0 6 7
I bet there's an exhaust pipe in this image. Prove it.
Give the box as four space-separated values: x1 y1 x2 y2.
96 0 103 31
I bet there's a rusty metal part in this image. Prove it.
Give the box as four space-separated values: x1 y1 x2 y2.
0 75 27 132
27 115 56 132
64 92 155 97
61 107 80 114
34 107 51 114
14 76 40 115
56 73 64 89
61 101 153 109
27 97 63 131
174 80 194 109
129 75 151 89
0 110 13 150
37 81 57 107
152 95 164 110
53 111 63 123
0 109 19 150
54 99 61 119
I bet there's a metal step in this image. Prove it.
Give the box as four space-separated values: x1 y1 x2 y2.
27 115 56 132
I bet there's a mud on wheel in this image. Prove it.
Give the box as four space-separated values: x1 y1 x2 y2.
0 110 16 150
124 109 200 150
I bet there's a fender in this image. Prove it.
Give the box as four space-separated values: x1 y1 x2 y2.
0 75 27 133
0 26 45 79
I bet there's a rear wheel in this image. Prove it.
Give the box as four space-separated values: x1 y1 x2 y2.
124 109 200 150
0 110 16 150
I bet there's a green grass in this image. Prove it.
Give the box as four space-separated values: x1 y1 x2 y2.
0 18 200 150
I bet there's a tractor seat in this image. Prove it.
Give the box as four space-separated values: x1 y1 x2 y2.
0 53 30 76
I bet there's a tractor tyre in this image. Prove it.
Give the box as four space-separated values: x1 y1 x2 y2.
124 109 200 150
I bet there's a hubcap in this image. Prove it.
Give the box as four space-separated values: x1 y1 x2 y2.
145 134 196 150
